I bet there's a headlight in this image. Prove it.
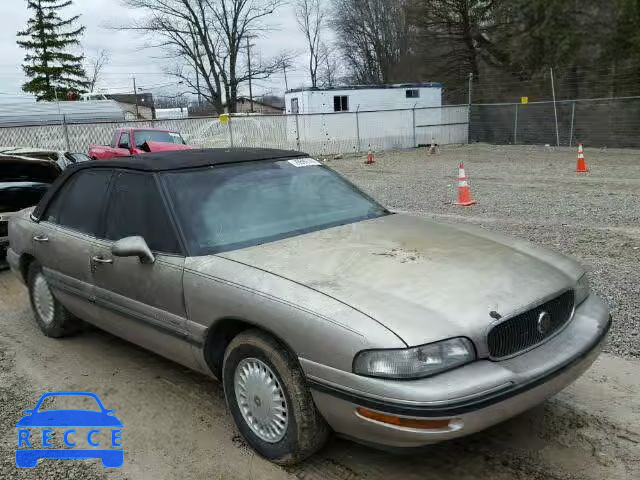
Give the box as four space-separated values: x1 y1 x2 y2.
353 337 476 379
575 274 590 305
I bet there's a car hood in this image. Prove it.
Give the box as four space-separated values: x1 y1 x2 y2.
142 141 194 152
218 214 583 347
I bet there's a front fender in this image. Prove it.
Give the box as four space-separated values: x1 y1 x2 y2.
183 255 405 375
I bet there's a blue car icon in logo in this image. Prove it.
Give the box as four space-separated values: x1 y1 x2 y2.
15 391 123 468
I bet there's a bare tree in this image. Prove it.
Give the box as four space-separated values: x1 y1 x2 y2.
410 0 507 84
331 0 410 84
120 0 285 113
87 49 110 93
318 43 340 87
295 0 325 88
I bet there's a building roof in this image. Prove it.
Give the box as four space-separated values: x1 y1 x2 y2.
33 148 307 220
0 100 126 126
286 82 443 94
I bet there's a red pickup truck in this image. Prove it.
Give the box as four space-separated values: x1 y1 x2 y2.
89 128 193 160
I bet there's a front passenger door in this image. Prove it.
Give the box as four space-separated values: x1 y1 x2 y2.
33 169 113 323
90 171 193 367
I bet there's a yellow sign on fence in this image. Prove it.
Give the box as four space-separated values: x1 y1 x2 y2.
521 96 529 104
219 113 230 125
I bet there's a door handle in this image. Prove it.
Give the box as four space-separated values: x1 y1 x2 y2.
91 256 113 264
33 235 49 242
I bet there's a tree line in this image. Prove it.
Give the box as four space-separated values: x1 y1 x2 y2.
18 0 640 109
329 0 640 103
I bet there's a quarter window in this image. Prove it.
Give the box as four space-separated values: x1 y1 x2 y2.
104 172 180 254
333 95 349 112
45 170 112 236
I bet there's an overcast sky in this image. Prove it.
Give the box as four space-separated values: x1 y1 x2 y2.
1 0 309 102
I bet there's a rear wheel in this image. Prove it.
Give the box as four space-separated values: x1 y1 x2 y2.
223 329 329 465
27 262 81 337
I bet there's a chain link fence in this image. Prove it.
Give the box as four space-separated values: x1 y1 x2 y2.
1 95 638 154
0 105 468 156
470 96 640 148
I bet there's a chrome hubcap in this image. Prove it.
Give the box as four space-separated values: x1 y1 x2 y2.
33 273 55 325
234 358 288 443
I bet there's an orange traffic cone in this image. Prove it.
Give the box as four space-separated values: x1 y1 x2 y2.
365 150 375 164
576 144 589 172
455 162 476 206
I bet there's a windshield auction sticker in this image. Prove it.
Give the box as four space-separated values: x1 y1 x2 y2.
288 158 321 167
15 391 123 469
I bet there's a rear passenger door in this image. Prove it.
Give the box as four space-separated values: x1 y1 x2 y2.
89 170 194 367
32 169 113 323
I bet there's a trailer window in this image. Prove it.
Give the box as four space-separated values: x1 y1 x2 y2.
291 98 299 114
333 96 349 112
406 89 420 98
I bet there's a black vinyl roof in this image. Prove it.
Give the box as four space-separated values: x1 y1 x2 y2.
32 147 308 221
81 147 308 172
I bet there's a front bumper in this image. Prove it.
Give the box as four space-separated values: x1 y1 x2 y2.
305 294 610 447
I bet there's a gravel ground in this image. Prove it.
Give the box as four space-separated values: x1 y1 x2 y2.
328 144 640 359
1 143 639 479
1 273 639 480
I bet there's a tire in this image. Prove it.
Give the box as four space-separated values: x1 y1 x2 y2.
223 329 330 465
27 261 81 338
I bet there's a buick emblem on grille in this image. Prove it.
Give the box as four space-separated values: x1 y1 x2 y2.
537 311 552 335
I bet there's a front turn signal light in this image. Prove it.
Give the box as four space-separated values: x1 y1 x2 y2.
356 407 453 430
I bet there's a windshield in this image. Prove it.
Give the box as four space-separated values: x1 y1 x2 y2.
163 159 388 255
135 130 184 147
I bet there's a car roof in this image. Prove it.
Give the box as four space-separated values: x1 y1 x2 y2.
32 147 308 221
72 147 307 172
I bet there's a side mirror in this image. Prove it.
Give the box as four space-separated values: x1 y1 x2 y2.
112 236 155 264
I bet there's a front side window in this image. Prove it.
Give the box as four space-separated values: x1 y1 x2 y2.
163 159 388 255
104 171 180 254
45 169 112 236
118 133 130 149
333 95 349 112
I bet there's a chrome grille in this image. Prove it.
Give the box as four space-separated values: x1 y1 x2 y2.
487 290 575 359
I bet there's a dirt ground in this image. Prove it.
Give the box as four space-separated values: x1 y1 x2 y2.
1 144 639 479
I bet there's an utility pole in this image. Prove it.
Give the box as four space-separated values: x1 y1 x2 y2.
246 36 254 113
467 73 473 145
550 67 560 147
194 38 202 106
132 76 140 119
283 64 289 91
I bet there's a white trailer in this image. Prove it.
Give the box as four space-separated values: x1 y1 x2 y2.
284 83 442 114
283 83 452 152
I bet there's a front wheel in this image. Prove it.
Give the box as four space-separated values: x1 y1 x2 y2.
27 262 81 337
223 329 329 465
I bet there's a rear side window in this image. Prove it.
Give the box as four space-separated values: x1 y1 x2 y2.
104 171 180 254
45 170 112 236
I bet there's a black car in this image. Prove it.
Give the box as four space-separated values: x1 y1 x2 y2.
1 154 61 263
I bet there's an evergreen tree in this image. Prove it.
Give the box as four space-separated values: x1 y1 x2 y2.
17 0 89 101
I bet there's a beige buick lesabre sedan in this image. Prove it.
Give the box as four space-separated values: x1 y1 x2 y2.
7 148 611 464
